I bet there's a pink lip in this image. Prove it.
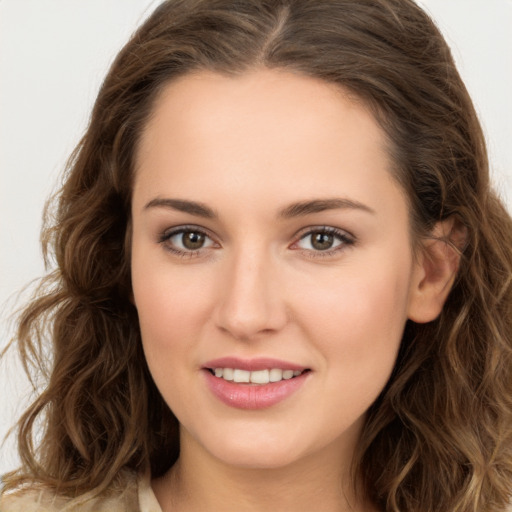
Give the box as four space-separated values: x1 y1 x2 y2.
203 357 307 372
202 357 310 410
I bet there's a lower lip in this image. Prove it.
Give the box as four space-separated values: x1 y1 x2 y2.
204 370 309 410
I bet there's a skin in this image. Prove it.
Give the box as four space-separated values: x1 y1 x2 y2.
131 68 457 512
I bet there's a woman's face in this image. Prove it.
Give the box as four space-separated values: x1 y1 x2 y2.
131 69 425 469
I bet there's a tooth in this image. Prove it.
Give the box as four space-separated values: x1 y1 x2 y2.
282 370 294 380
250 369 270 384
293 370 301 377
233 369 250 383
269 368 283 382
214 368 223 377
223 368 234 381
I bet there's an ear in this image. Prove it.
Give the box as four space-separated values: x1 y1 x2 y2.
407 216 467 323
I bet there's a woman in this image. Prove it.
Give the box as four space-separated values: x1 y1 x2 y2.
2 0 512 510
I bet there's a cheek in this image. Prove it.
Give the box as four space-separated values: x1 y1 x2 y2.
134 280 211 368
136 280 203 338
132 234 215 324
130 245 214 371
293 259 411 384
132 268 213 415
296 257 411 336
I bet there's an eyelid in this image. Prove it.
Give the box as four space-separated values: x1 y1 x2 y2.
158 224 220 256
289 226 356 255
157 224 355 258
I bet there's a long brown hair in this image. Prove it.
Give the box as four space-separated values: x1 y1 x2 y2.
3 1 512 510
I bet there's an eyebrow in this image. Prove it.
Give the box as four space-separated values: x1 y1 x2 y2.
143 197 375 218
144 198 217 218
279 198 375 218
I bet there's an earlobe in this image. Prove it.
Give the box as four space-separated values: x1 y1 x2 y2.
407 217 467 323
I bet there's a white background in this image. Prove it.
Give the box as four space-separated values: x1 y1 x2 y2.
1 0 511 476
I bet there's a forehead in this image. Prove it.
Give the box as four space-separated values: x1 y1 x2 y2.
133 68 402 218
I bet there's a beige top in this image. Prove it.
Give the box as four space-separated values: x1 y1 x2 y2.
0 472 162 512
3 473 512 511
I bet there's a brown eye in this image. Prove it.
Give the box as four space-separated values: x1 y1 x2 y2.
162 228 216 254
295 228 354 253
311 232 335 250
182 231 206 250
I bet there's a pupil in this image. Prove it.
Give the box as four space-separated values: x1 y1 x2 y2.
183 231 205 250
312 232 333 250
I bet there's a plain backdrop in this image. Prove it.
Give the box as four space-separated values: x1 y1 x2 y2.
1 0 511 476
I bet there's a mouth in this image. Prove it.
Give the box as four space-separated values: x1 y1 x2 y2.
202 359 311 409
207 367 311 385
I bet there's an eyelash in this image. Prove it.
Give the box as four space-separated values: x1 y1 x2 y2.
158 225 355 259
292 226 355 258
158 225 216 258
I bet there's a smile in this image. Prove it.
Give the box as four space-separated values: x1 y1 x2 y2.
203 361 311 409
210 368 305 384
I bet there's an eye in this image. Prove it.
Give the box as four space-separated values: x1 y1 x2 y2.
159 227 217 255
293 227 354 253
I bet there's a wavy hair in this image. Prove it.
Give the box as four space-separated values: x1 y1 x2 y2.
3 0 512 510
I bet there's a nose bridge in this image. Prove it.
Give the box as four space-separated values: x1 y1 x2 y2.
215 243 287 340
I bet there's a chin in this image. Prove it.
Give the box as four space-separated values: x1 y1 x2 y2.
188 425 311 470
212 445 304 470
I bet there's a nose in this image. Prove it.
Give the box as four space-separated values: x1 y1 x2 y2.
214 249 289 341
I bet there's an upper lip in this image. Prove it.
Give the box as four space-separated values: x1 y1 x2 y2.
203 357 308 372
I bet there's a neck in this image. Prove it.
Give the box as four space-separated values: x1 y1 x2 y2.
152 429 379 512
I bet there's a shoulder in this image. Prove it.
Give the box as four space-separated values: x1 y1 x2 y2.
0 471 160 512
0 488 138 512
0 488 69 512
